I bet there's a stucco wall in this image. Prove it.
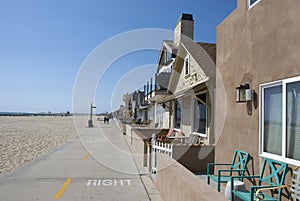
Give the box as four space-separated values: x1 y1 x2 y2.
172 145 215 173
215 0 300 177
156 153 227 201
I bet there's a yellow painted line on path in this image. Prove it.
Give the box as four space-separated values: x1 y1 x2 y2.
82 153 90 160
53 178 72 199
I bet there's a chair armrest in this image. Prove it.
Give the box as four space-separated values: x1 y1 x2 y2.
208 163 232 167
218 169 243 173
207 163 231 175
255 184 290 201
218 169 244 177
231 175 260 180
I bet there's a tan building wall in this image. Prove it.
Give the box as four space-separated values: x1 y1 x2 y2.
215 0 300 177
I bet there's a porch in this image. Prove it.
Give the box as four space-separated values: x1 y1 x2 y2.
122 123 228 200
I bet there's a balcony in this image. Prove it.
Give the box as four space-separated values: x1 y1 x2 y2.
144 72 171 103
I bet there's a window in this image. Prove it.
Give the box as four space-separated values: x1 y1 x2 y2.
260 76 300 165
184 56 190 76
193 93 207 136
174 99 182 129
248 0 260 9
163 48 172 63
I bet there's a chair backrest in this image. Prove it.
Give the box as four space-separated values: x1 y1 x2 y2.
259 158 288 187
186 133 199 145
290 166 300 201
166 128 182 138
231 150 250 174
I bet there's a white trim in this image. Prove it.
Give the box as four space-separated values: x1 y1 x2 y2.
172 77 209 99
259 80 282 157
248 0 261 10
173 128 181 132
191 132 207 138
282 81 287 159
259 76 300 166
192 91 208 138
260 152 300 167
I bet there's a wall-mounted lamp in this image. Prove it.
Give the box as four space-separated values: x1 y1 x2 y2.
236 83 250 103
245 88 252 101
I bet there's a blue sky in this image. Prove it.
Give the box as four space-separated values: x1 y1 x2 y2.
0 0 236 113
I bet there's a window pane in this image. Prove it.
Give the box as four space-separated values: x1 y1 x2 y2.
194 94 207 134
249 0 258 6
185 58 189 75
263 85 282 155
286 81 300 160
175 99 181 129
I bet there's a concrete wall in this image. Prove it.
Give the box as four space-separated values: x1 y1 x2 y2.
215 0 300 176
172 145 215 173
156 153 227 201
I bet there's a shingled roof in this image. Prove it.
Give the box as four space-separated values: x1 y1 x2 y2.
197 42 216 64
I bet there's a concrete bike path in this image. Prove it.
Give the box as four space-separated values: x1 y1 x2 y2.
0 120 160 201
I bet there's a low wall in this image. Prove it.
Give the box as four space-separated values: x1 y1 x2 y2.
172 145 215 173
156 154 228 201
126 124 132 138
131 128 169 167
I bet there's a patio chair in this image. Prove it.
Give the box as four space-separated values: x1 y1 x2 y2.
186 133 200 145
207 149 250 192
255 166 300 201
156 128 183 142
231 158 288 201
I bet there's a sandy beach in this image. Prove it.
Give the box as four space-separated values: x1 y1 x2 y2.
0 116 83 177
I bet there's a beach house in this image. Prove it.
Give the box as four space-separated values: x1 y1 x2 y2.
214 0 300 196
117 1 300 200
143 14 216 146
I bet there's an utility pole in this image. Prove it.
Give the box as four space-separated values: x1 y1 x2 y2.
88 102 97 127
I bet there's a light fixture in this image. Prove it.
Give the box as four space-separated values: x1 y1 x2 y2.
236 83 250 103
245 88 252 101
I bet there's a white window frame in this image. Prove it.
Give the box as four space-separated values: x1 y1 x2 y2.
248 0 261 10
192 91 208 138
259 76 300 166
184 55 190 76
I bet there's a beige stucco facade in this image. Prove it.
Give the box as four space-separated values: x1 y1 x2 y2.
215 0 300 177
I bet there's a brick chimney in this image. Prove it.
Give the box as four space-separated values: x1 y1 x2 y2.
174 13 194 47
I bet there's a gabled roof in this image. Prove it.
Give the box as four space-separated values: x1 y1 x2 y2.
167 39 216 95
180 39 216 78
157 40 178 68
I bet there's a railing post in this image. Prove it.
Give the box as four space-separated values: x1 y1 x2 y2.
151 133 156 174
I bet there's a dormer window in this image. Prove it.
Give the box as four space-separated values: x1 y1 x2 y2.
184 55 190 76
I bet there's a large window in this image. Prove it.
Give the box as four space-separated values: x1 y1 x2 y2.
260 76 300 165
193 93 207 136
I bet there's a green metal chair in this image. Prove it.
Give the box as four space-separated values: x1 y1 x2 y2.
231 158 288 201
207 149 250 192
256 166 300 201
